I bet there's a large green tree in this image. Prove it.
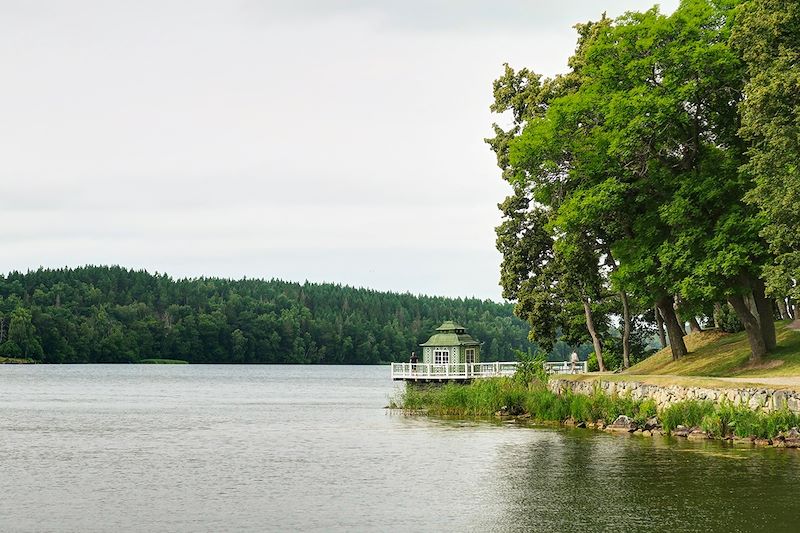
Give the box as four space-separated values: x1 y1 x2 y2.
733 0 800 313
490 0 779 363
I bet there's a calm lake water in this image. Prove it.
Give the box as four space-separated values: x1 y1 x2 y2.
1 365 799 532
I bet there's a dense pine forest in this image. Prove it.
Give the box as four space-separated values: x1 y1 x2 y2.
0 266 535 364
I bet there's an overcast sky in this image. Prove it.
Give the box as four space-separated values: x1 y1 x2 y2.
1 0 679 300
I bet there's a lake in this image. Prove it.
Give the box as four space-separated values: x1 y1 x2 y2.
1 365 799 532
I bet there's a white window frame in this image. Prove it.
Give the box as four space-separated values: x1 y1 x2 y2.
434 349 449 365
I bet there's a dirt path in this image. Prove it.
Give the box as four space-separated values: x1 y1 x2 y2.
716 376 800 388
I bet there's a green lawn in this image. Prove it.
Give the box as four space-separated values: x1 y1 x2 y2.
627 320 800 378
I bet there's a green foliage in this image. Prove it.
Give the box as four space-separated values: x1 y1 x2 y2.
400 381 800 441
398 379 532 416
661 401 716 432
488 0 784 363
665 400 800 439
397 378 657 425
635 399 658 427
733 0 800 302
6 307 43 359
724 406 800 439
700 403 737 438
716 304 744 333
0 340 22 358
0 266 536 364
586 352 599 373
513 349 548 385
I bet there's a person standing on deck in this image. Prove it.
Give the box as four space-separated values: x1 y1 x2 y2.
410 351 418 371
570 351 579 374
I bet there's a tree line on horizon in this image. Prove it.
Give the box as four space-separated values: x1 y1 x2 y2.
0 266 536 364
489 0 799 370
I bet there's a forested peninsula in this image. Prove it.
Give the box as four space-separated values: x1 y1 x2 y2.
0 266 535 364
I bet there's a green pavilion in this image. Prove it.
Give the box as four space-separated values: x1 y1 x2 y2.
419 321 481 365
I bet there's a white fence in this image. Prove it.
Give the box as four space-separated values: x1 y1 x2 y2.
390 362 518 381
544 361 588 375
390 360 587 381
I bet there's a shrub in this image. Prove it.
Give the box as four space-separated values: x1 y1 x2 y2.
661 400 716 432
729 405 761 438
751 409 800 439
514 350 549 385
587 352 599 372
716 303 743 333
701 403 736 438
633 399 658 426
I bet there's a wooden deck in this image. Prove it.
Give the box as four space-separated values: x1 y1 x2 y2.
390 361 588 382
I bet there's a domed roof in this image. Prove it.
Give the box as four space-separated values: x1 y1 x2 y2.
420 321 481 347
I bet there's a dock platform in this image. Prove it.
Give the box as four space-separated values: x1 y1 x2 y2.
390 361 587 382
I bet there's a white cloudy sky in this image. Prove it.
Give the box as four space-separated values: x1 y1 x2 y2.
1 0 679 300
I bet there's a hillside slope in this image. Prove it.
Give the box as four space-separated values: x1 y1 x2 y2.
627 321 800 378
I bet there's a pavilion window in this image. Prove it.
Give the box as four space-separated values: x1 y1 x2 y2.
434 349 449 365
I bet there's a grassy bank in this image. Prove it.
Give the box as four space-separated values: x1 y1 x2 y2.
392 377 800 442
627 321 800 377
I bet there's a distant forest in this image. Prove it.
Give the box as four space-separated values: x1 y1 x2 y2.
0 266 536 364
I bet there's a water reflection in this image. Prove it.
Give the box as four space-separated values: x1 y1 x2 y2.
483 429 800 532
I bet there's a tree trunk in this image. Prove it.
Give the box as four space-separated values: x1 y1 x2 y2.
713 302 723 329
752 279 777 351
776 297 789 321
788 298 797 320
673 296 686 337
620 291 631 369
654 306 667 348
582 298 605 372
657 297 688 360
729 294 768 361
688 316 702 333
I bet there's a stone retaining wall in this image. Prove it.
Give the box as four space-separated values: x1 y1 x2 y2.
549 378 800 414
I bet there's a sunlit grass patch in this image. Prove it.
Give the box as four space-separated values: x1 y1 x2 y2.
625 321 800 378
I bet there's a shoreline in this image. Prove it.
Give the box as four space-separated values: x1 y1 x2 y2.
392 376 800 450
391 407 800 450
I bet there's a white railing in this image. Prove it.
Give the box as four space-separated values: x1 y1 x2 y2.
543 361 588 375
390 360 588 380
390 362 518 380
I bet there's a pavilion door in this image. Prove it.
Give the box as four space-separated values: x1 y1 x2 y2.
465 349 476 365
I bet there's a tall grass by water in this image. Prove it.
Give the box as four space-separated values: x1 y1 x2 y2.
392 377 656 426
393 377 800 441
